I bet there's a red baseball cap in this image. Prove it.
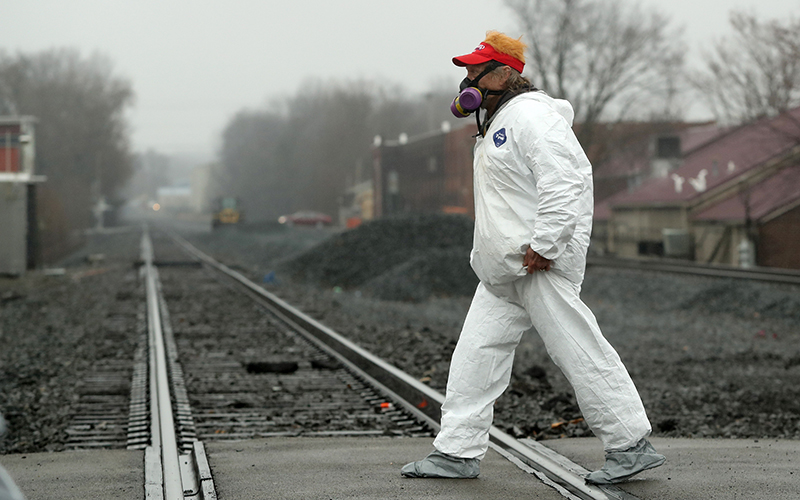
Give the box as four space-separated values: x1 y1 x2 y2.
452 42 525 73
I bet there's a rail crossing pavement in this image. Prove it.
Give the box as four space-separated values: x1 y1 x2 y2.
1 436 798 499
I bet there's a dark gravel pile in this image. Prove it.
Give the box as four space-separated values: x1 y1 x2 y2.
281 214 477 301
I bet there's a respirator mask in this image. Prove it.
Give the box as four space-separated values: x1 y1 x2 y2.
450 61 504 118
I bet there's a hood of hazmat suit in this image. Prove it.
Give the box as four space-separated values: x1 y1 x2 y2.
469 91 594 286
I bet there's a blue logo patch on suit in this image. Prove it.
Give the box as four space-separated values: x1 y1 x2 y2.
493 128 507 147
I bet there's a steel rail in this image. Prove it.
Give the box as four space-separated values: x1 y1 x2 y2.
167 231 639 500
141 230 184 500
587 256 800 285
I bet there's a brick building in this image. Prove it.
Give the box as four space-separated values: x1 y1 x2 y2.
373 123 477 218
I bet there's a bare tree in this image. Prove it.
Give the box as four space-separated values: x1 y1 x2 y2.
693 11 800 124
0 50 133 195
504 0 685 147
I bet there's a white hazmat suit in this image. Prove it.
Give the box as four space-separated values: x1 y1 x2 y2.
432 91 652 460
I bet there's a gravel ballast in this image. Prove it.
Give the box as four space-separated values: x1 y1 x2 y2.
0 230 142 454
1 217 798 455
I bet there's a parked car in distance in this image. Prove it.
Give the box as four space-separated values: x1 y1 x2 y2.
278 211 333 227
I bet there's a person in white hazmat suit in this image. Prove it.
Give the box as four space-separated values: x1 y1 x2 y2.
401 31 665 485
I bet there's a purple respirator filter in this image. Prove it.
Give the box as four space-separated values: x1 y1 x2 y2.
450 87 483 118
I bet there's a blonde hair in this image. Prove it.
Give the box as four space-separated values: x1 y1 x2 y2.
482 31 526 64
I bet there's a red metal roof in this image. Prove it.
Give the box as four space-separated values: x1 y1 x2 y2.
693 162 800 222
608 107 800 207
679 123 731 154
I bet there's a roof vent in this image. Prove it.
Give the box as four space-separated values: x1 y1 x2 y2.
671 173 684 193
688 169 708 192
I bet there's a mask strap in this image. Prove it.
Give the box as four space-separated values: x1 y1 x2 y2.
469 61 503 89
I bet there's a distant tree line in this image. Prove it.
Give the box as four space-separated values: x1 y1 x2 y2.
0 48 133 260
217 81 458 221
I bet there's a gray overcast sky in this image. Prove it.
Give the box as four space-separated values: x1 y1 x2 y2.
2 0 799 161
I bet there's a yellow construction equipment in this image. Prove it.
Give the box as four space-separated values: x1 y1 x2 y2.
212 197 243 227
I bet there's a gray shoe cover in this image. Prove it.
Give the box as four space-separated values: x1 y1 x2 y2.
401 450 480 478
585 438 665 485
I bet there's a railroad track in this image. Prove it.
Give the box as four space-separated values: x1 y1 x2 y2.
138 228 443 499
587 256 800 285
158 229 644 500
68 227 665 499
69 225 800 500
